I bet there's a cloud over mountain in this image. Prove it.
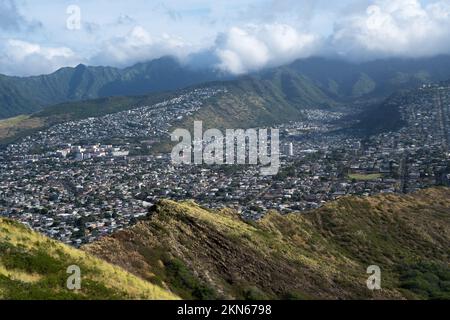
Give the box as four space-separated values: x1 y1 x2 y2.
0 39 80 76
214 24 319 74
89 26 193 68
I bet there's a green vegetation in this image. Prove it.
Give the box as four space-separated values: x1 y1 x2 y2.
164 257 217 300
398 262 450 300
348 173 383 181
0 57 221 119
352 73 377 97
130 245 218 300
0 218 178 300
1 188 449 300
0 115 44 144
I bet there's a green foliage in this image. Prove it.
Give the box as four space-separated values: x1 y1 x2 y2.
0 242 65 275
398 262 450 300
352 73 377 97
0 218 178 300
0 57 220 119
164 257 217 300
0 242 123 299
136 244 217 300
242 286 270 300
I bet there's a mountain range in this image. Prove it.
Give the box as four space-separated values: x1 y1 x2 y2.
0 57 227 119
3 55 450 120
2 188 449 300
4 55 450 145
0 67 337 145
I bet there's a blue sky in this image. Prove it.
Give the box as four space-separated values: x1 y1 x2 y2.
1 0 450 76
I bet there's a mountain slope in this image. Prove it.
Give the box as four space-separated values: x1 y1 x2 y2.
0 73 336 146
0 76 37 116
172 74 336 132
3 55 450 145
352 91 409 136
98 58 224 97
0 57 224 119
287 55 450 99
0 90 178 145
85 188 450 300
3 55 450 120
0 217 178 300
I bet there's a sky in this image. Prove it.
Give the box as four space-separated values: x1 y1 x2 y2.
1 0 450 76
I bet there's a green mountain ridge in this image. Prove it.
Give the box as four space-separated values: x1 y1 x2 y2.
85 188 450 300
171 72 337 133
2 55 450 120
0 57 225 119
0 72 336 146
285 55 450 99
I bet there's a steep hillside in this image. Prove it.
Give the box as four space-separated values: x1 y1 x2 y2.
0 57 224 119
172 74 336 133
85 188 450 300
0 76 37 116
3 55 450 120
350 91 408 136
0 218 178 300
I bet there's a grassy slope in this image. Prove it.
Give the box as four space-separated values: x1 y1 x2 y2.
85 188 450 300
0 218 178 300
348 173 383 181
0 115 45 144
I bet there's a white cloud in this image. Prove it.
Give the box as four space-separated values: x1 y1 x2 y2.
332 0 450 59
0 39 80 76
215 24 320 74
89 26 194 67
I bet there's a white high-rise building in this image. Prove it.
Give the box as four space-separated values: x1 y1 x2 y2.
288 143 294 156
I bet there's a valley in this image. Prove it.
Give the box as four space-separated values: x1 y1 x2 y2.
1 0 450 304
0 81 449 248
